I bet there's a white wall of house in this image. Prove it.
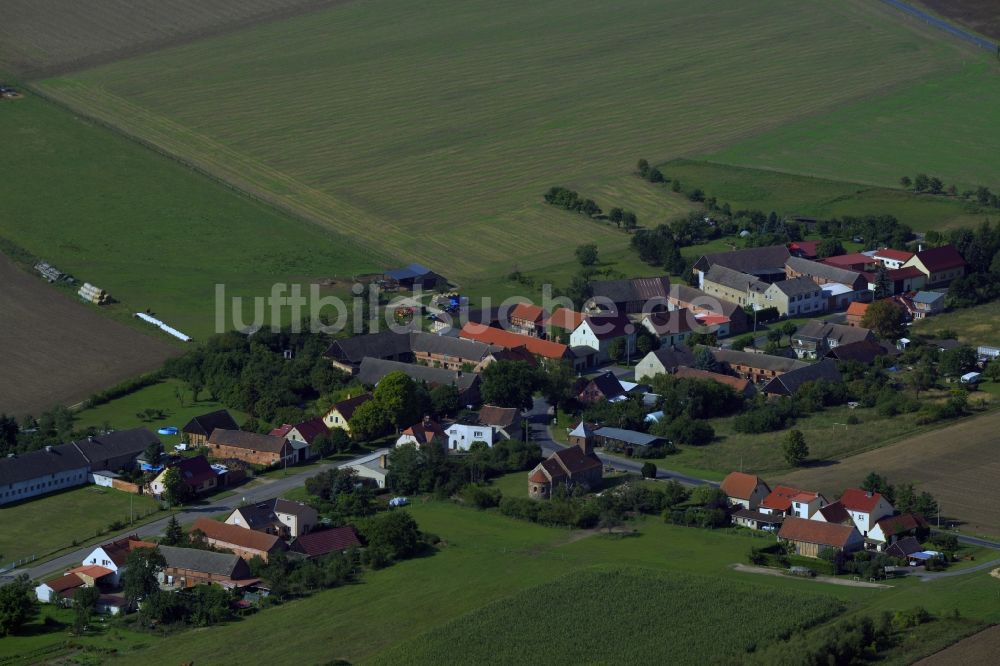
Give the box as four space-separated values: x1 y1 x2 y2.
34 583 57 603
635 354 667 383
0 467 90 505
82 547 123 586
444 423 495 451
790 496 826 519
847 498 894 536
570 321 636 364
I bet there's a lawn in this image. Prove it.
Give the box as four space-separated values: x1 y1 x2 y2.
660 159 985 232
34 0 972 285
708 62 1000 192
0 485 161 567
0 94 383 341
912 300 1000 348
370 566 844 665
71 378 247 452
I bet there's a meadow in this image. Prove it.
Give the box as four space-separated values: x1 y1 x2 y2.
912 300 1000 347
0 94 383 341
5 501 997 664
34 0 974 286
660 159 985 232
370 566 843 665
708 63 1000 192
0 485 161 567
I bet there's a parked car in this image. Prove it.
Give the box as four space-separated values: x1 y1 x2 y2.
389 497 409 507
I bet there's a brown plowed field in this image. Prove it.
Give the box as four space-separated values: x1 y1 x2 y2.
918 1 1000 41
0 253 179 417
780 410 1000 536
0 0 349 78
916 624 1000 665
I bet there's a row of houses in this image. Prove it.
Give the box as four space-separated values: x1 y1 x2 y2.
721 472 928 558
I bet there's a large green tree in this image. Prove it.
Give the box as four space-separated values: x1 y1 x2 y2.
349 400 390 441
481 360 538 410
782 430 809 467
374 372 420 431
122 547 166 612
162 467 192 506
0 575 37 636
861 300 906 340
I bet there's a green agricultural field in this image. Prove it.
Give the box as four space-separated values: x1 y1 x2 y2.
0 94 383 340
0 485 161 566
372 566 843 665
661 160 985 232
34 0 976 287
708 63 1000 192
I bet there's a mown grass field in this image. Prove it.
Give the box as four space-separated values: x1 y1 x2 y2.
0 485 161 566
370 566 843 665
6 501 996 665
34 0 973 286
708 63 1000 191
661 159 985 231
0 94 382 340
912 300 1000 347
782 409 1000 537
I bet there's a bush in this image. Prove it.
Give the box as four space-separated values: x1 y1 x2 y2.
893 607 931 629
460 484 502 509
641 462 657 479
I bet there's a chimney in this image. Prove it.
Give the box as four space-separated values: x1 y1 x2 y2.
45 445 53 452
422 415 432 428
865 491 873 498
918 243 924 253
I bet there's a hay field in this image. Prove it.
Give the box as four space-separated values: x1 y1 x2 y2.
0 253 179 417
0 0 346 77
780 410 1000 536
35 0 972 282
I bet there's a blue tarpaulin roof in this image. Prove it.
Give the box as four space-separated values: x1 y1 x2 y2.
386 263 433 280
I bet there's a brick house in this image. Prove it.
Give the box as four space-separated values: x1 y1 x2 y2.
528 423 602 499
191 517 286 562
710 349 809 386
778 516 864 558
207 429 294 467
182 410 240 447
159 545 255 589
507 303 549 337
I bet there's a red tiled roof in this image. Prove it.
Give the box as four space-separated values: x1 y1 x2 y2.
846 302 869 317
839 488 885 514
788 240 820 258
821 253 874 268
291 417 327 444
99 535 158 566
401 419 447 444
510 302 547 324
720 472 766 501
460 323 569 360
674 366 751 394
169 455 216 488
887 266 926 280
761 485 809 512
67 565 114 580
552 446 602 475
875 513 927 537
528 468 549 484
815 501 851 524
545 308 587 331
290 526 361 557
44 573 84 593
778 516 858 549
874 248 914 262
912 245 966 272
477 405 519 428
790 491 818 503
269 424 294 438
192 517 285 553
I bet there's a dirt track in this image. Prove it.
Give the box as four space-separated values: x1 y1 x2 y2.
780 410 1000 537
915 624 1000 665
0 253 179 417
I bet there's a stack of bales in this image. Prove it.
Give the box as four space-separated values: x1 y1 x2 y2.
78 282 109 305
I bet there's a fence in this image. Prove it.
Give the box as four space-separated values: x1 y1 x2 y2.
878 0 999 54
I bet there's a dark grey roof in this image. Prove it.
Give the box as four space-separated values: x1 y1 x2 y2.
768 277 820 298
273 498 315 519
694 245 790 276
593 427 664 447
712 348 809 373
589 277 670 308
732 508 784 525
764 360 842 396
72 428 159 465
586 372 625 399
159 545 248 578
669 283 745 318
324 329 415 365
786 256 864 286
209 429 288 454
704 265 768 293
409 332 495 360
357 358 479 392
0 444 89 486
183 410 239 437
647 344 695 371
795 321 873 347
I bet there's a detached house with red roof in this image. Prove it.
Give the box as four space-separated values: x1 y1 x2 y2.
720 472 770 510
149 455 218 499
838 488 894 538
759 485 827 519
508 302 548 337
396 416 448 450
528 423 602 499
81 535 158 586
873 248 914 270
902 245 966 288
270 417 327 462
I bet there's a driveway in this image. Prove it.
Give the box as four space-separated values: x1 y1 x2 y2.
527 397 716 488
